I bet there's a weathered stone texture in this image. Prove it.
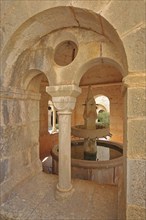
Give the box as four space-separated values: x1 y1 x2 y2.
30 144 40 163
0 173 118 220
122 27 146 72
0 125 31 158
127 159 146 207
0 1 145 219
101 1 145 36
0 159 9 184
127 87 146 118
0 98 40 127
127 119 146 159
1 1 30 47
1 1 111 49
127 205 146 220
27 100 39 122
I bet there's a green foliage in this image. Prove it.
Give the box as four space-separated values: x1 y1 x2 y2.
56 124 59 129
96 111 110 128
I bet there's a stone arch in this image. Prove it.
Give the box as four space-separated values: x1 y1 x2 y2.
23 71 53 160
95 95 110 113
1 4 127 207
21 69 49 91
1 6 128 88
77 57 124 86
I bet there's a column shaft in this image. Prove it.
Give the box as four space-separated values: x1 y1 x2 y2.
52 106 57 132
57 111 72 191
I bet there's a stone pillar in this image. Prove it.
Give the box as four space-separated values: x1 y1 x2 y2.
57 109 72 191
122 73 146 220
52 105 57 133
46 85 81 198
48 108 52 130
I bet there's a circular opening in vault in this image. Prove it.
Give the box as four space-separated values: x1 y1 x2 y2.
54 40 78 66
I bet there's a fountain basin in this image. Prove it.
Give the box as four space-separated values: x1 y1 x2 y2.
71 125 110 139
51 140 123 185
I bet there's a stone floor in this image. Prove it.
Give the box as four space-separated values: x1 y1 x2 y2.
0 172 118 220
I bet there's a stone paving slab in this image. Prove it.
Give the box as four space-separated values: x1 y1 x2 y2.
0 172 118 220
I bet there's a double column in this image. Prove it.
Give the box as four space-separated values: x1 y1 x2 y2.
46 85 81 195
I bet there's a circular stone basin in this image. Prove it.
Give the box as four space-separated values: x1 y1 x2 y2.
71 125 110 139
51 140 123 185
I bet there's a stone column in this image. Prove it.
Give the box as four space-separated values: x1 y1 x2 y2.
46 85 81 198
52 104 57 133
57 109 72 191
48 108 52 130
122 73 146 220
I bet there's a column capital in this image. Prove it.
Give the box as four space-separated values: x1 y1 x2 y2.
53 96 77 112
46 84 81 112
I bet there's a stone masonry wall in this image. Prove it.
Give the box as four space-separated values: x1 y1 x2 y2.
0 89 42 203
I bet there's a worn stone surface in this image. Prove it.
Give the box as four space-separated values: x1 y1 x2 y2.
127 205 146 220
122 26 146 72
101 0 145 36
1 1 146 219
127 87 146 118
0 172 118 220
1 1 110 49
0 159 9 184
127 118 146 159
127 159 146 207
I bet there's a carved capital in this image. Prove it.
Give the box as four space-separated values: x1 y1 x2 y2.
52 96 76 112
46 84 81 112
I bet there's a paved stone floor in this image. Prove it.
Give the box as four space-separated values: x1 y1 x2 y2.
0 172 118 220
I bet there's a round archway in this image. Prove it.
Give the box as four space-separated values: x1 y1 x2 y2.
1 6 127 212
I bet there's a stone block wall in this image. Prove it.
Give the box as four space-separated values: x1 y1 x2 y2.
123 75 146 219
0 89 42 203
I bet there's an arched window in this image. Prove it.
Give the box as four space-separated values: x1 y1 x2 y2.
48 100 58 134
95 95 110 140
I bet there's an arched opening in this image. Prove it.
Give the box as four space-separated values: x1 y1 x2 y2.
1 5 130 219
48 100 59 134
23 71 59 174
95 95 110 139
71 61 123 164
72 62 123 142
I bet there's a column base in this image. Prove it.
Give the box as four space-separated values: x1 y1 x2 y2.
55 184 74 200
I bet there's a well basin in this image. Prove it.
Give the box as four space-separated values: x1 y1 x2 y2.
51 140 123 185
